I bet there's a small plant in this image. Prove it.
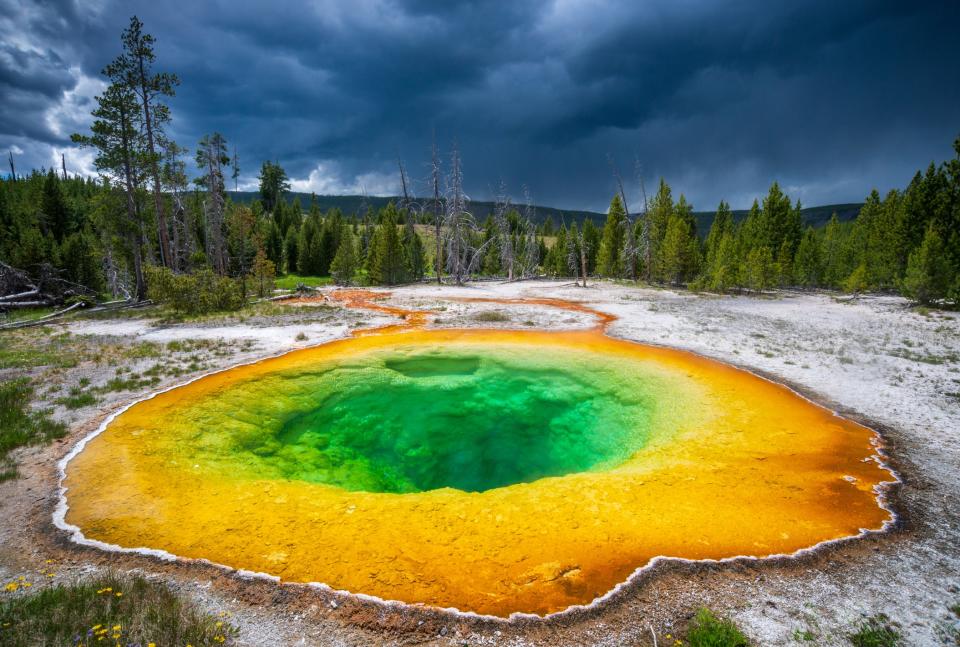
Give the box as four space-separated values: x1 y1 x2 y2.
295 332 308 341
793 628 816 642
848 614 901 647
473 310 509 322
686 608 750 647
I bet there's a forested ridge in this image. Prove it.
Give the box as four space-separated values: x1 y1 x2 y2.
2 16 958 314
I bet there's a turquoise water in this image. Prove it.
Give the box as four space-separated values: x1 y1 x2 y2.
238 349 661 493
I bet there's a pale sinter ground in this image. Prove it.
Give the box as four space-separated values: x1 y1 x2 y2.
1 280 958 646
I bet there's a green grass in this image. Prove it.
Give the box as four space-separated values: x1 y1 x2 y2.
55 388 98 409
0 306 57 325
0 379 67 481
0 572 237 646
687 608 750 647
274 274 333 290
848 614 901 647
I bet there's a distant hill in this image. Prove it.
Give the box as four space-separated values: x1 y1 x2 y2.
227 191 863 235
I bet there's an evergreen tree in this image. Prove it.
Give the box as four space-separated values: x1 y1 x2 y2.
793 227 822 288
744 246 774 293
403 217 426 280
105 16 179 269
263 220 283 270
647 179 674 280
250 247 276 298
40 170 72 242
60 231 104 293
367 210 407 285
901 225 951 304
707 231 739 292
704 201 732 270
283 226 298 274
582 218 601 274
258 161 289 214
330 228 358 285
597 194 627 277
821 214 851 288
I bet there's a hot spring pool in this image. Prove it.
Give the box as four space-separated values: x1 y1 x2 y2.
60 327 894 617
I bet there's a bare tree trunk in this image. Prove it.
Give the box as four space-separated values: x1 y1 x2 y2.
431 137 442 284
494 181 513 280
118 102 146 300
610 155 637 281
137 53 171 269
636 158 651 282
61 153 67 180
580 242 588 288
8 151 15 182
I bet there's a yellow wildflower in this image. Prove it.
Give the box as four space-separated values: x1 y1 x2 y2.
112 624 121 631
115 592 123 597
148 643 156 647
4 582 17 592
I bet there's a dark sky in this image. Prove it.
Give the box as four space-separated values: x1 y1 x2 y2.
2 0 958 212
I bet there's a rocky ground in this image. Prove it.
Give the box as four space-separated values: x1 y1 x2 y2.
1 280 958 646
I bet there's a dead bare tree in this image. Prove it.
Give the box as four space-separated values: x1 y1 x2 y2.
0 261 95 309
397 157 411 207
431 134 443 284
517 185 541 278
443 142 475 285
609 155 638 281
493 180 514 280
635 157 650 282
61 152 67 180
566 224 587 287
196 133 229 275
162 140 191 271
7 150 15 181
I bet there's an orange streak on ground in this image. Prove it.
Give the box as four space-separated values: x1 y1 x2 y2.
63 319 894 617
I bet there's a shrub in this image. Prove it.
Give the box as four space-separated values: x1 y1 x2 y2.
146 267 244 315
473 310 510 322
687 608 750 647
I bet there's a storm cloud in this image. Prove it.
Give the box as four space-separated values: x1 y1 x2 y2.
1 0 958 211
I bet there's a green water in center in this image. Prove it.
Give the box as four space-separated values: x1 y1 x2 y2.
259 351 655 493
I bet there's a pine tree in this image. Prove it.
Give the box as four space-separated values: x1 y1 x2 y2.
283 226 298 274
250 247 276 298
258 161 290 214
105 16 179 269
647 179 674 281
901 225 951 304
403 217 426 280
581 218 601 274
704 201 732 270
744 246 774 293
40 170 71 242
330 228 358 285
368 210 407 285
707 231 738 292
793 227 822 287
597 194 627 278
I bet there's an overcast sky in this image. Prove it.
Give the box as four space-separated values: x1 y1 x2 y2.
2 0 958 212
